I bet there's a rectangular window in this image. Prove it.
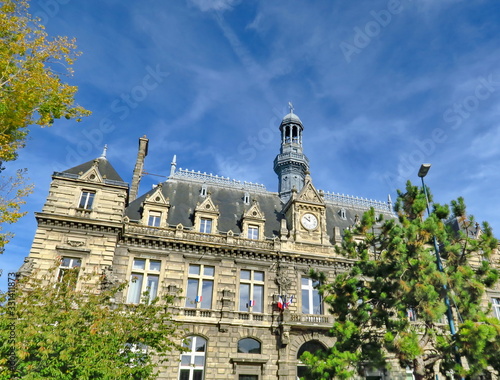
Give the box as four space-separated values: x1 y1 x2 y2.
301 277 322 315
185 264 214 309
58 257 82 282
199 218 212 233
179 336 206 380
127 258 161 304
247 225 259 240
78 191 95 210
239 269 264 313
148 211 161 227
493 298 500 320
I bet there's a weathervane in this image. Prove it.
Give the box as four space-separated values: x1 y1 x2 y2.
288 101 294 114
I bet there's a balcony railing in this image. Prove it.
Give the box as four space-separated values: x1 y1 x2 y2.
289 313 332 325
237 312 265 322
182 308 214 318
124 223 276 250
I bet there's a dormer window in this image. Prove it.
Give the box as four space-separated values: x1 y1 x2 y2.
248 225 259 240
78 190 95 210
243 192 250 205
141 185 170 228
200 184 207 197
339 208 347 220
200 218 212 233
194 195 219 234
241 200 265 240
148 211 161 227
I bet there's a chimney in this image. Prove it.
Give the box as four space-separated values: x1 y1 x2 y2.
129 136 149 202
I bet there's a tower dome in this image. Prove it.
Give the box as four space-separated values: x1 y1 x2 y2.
281 111 303 126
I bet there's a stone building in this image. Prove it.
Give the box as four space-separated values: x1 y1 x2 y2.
20 109 499 379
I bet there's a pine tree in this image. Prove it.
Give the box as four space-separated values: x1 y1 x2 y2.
301 181 500 380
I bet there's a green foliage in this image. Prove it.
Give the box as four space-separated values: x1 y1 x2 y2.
301 181 500 379
0 263 184 379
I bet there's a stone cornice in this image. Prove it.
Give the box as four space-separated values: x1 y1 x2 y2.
35 212 123 233
121 223 356 269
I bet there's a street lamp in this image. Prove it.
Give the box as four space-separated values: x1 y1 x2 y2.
417 163 431 179
418 164 462 378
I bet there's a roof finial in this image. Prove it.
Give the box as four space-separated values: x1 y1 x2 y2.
288 101 294 114
170 154 177 177
100 144 108 159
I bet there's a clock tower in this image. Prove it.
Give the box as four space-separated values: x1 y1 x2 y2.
282 174 330 245
273 105 310 203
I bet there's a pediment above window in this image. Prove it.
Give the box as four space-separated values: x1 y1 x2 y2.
242 200 265 240
297 180 324 205
141 184 170 227
195 194 219 216
243 200 265 222
144 185 170 206
79 165 104 183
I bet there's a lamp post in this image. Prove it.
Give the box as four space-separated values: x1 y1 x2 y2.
418 164 462 378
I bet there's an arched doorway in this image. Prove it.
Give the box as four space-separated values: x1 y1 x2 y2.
296 340 326 379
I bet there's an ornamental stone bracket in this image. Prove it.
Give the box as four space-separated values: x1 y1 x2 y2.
280 324 291 346
230 357 268 375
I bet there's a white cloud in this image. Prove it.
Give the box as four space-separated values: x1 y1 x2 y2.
468 125 500 159
188 0 239 12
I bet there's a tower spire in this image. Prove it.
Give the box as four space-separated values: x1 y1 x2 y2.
170 154 177 177
100 144 108 159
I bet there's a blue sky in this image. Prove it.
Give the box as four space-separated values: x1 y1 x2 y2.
2 0 500 290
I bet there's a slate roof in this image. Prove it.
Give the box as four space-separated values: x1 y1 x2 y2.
126 176 394 239
126 179 282 236
63 157 125 183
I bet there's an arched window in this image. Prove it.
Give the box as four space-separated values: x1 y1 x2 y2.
296 340 326 379
237 338 261 354
179 336 206 380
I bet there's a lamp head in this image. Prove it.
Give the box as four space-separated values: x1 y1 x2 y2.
418 163 431 178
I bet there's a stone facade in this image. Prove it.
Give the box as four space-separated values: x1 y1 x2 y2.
20 110 500 379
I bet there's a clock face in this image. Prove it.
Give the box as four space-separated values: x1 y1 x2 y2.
301 213 318 230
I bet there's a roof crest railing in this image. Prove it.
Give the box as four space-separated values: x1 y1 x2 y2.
171 168 268 192
321 190 393 214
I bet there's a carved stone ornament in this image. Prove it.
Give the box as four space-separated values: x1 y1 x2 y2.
67 239 85 247
304 188 315 201
275 266 292 292
17 257 34 278
101 266 118 291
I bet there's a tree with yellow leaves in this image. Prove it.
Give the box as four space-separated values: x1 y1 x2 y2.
0 0 90 252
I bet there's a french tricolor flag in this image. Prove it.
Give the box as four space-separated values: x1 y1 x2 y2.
277 295 284 310
249 300 255 307
195 295 202 303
